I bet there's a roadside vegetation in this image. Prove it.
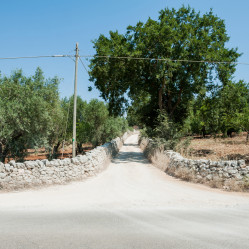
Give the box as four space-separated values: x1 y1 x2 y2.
89 5 249 155
0 68 130 163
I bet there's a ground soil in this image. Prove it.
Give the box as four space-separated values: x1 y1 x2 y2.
182 132 249 164
6 143 93 162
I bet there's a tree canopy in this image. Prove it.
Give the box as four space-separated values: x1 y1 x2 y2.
0 68 62 162
185 80 249 137
0 67 130 162
59 97 129 153
89 6 240 126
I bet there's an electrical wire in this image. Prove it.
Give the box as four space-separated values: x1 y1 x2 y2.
67 56 75 63
0 53 248 66
79 57 89 73
0 55 73 60
79 55 249 66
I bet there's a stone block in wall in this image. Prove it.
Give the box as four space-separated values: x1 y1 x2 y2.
77 155 88 164
227 168 238 175
238 160 246 168
44 160 52 167
0 173 7 178
4 176 12 183
234 173 243 180
71 158 80 165
9 160 16 167
4 164 10 172
209 162 218 168
51 159 60 167
24 161 38 169
0 164 4 173
15 163 24 169
206 174 213 180
62 158 71 166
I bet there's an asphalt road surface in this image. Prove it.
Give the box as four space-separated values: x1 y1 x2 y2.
1 134 249 249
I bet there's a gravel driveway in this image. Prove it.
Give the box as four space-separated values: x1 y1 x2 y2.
0 134 249 249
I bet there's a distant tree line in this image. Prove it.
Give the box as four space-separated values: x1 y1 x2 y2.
0 68 129 163
183 81 249 139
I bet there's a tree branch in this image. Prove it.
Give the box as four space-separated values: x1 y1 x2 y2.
169 87 183 116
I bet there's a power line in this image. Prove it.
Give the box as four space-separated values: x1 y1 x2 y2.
79 55 249 66
0 53 248 66
0 55 73 60
79 57 89 73
67 56 75 63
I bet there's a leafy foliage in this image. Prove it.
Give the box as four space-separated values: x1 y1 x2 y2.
187 81 249 137
77 99 129 148
77 99 109 147
60 96 87 154
0 66 131 162
61 97 130 152
140 111 184 151
0 68 62 162
89 6 240 126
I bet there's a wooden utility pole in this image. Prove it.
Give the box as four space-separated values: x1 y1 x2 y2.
72 43 79 158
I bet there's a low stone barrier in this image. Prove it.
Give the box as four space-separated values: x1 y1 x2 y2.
140 137 249 191
0 131 132 190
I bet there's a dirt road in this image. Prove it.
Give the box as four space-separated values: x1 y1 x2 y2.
0 134 249 249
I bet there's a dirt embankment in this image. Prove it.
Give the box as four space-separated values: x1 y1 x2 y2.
5 144 93 163
181 133 249 164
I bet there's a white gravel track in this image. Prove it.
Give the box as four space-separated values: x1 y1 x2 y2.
0 134 249 249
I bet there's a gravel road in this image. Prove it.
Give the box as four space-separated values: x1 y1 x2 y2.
0 134 249 249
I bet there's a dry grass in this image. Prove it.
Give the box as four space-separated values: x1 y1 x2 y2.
170 168 249 192
149 150 170 172
183 133 249 164
224 179 245 192
208 178 224 189
170 167 196 182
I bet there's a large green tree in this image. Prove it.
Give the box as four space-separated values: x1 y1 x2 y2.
89 6 240 126
0 68 62 162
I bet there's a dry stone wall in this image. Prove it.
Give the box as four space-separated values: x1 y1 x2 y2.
0 131 131 190
140 137 249 190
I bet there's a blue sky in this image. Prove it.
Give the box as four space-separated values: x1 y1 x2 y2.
1 0 249 102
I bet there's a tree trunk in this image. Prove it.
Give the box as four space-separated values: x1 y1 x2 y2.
169 88 183 117
0 144 9 163
158 78 166 110
0 133 24 162
52 141 61 159
77 142 83 154
201 126 206 138
246 132 249 143
0 143 3 163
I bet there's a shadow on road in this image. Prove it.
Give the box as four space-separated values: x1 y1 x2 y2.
122 143 136 147
113 151 149 164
